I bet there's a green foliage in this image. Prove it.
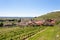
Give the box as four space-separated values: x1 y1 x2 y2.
0 22 3 27
18 18 21 22
29 25 60 40
34 11 60 20
33 11 60 25
0 26 46 40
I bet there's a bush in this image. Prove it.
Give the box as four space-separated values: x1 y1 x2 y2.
0 22 3 27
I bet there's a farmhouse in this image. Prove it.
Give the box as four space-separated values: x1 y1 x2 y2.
43 19 55 26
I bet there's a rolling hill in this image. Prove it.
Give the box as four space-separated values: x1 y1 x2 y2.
28 11 60 40
34 11 60 24
34 11 60 20
0 11 60 40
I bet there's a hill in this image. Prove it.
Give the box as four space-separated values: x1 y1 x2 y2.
34 11 60 24
28 11 60 40
29 24 60 40
34 11 60 20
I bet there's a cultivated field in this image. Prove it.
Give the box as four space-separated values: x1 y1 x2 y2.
28 24 60 40
0 11 60 40
0 26 46 40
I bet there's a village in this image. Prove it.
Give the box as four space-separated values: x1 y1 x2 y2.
0 18 56 27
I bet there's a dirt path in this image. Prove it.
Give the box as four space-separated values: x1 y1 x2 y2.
25 27 49 40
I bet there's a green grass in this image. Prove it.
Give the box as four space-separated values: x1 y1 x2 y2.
34 11 60 20
0 25 60 40
0 26 46 40
29 25 60 40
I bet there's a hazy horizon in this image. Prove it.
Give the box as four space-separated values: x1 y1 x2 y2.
0 0 60 17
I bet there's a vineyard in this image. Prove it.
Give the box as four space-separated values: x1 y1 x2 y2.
0 26 46 40
0 11 60 40
28 24 60 40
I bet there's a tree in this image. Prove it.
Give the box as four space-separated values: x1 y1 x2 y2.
18 18 21 22
0 22 3 27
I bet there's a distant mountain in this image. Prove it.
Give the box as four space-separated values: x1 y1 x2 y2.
0 17 33 19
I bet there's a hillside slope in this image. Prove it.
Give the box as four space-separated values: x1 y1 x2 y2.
29 25 60 40
34 11 60 20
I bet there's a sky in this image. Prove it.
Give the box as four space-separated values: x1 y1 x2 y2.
0 0 60 17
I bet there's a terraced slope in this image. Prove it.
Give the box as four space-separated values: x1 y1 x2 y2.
28 25 60 40
0 26 46 40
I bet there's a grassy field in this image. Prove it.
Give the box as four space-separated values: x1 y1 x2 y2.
0 25 60 40
28 25 60 40
0 26 46 40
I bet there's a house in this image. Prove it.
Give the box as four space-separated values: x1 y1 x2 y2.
43 19 55 26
